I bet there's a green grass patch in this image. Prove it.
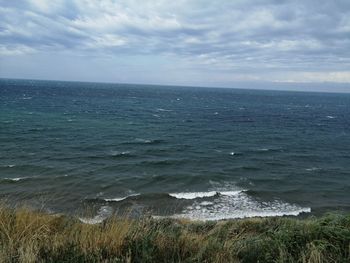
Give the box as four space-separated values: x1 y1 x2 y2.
0 207 349 262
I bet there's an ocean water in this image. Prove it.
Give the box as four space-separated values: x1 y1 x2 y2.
1 79 350 222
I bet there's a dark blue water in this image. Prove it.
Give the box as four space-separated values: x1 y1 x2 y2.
1 79 349 222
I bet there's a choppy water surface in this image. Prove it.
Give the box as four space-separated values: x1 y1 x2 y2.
1 79 349 222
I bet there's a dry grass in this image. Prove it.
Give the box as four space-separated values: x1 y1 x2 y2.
0 206 349 262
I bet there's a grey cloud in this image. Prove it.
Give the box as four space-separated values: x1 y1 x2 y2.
0 0 349 83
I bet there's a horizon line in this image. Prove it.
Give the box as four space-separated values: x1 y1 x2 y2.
1 77 349 94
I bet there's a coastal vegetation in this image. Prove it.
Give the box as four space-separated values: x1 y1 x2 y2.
0 206 349 262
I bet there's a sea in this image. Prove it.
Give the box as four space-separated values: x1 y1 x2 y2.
1 79 349 223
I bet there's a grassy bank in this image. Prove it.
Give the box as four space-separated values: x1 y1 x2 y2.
0 207 349 262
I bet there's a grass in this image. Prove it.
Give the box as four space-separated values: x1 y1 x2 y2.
0 206 349 262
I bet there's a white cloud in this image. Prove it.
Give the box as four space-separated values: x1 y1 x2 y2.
0 0 350 85
28 0 65 14
85 34 127 48
294 71 350 83
0 44 36 56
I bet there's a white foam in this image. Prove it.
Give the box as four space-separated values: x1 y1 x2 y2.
306 167 321 171
79 206 112 224
110 151 131 157
258 148 269 151
104 193 140 202
54 174 69 178
169 191 218 199
2 177 27 181
135 138 152 143
171 190 310 221
326 115 335 119
2 165 15 168
220 191 243 196
199 201 214 206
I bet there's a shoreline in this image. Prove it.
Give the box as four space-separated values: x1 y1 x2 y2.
1 206 349 262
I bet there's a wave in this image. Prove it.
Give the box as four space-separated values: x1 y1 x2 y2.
1 177 30 182
156 108 172 112
255 147 282 153
122 138 164 145
169 191 218 199
104 193 140 202
171 190 311 221
79 206 113 224
95 191 236 203
169 190 242 200
136 138 154 144
94 191 241 203
85 187 311 221
109 151 133 157
228 151 242 156
55 174 69 178
0 175 69 183
1 164 16 168
305 167 322 171
220 191 244 196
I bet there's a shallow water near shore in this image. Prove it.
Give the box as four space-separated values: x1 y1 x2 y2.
1 79 350 222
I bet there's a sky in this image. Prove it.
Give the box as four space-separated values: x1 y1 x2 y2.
0 0 350 92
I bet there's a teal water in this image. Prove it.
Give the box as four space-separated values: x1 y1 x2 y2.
1 79 349 222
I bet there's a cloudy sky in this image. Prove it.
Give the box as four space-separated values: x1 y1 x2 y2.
1 0 350 91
